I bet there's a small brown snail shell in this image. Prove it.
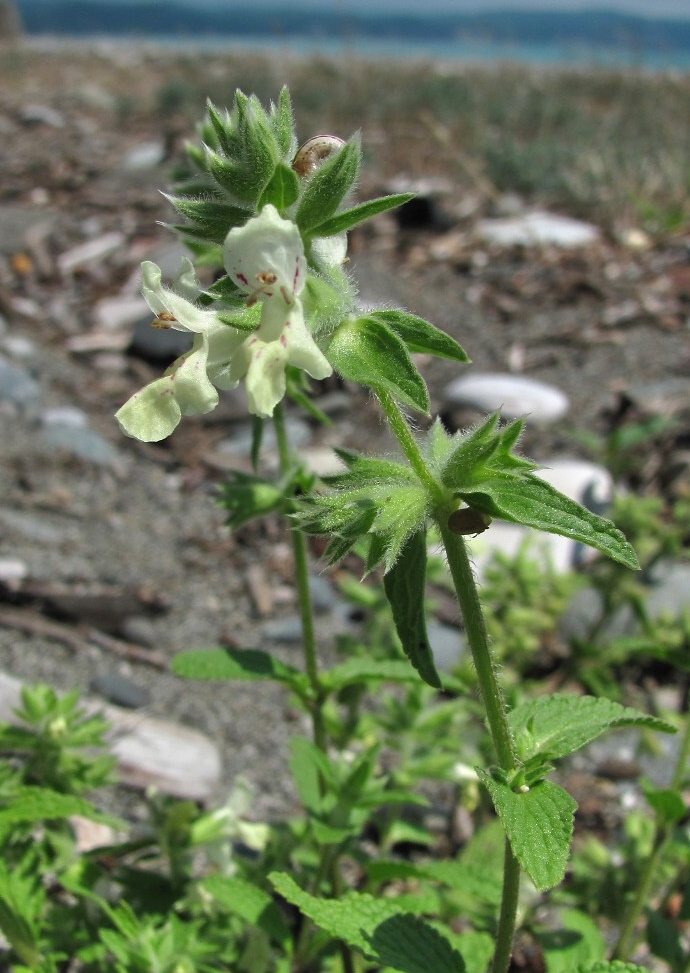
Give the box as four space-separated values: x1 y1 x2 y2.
448 507 492 537
292 135 345 177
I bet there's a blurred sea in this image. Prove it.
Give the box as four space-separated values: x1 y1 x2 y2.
32 32 690 72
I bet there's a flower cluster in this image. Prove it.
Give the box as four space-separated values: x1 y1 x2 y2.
116 206 333 442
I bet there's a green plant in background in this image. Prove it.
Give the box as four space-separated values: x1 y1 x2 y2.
0 87 686 973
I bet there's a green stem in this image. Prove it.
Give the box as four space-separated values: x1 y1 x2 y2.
273 404 325 752
612 704 690 961
438 521 516 773
375 389 520 972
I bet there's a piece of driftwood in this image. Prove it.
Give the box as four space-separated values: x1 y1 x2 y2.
0 671 221 802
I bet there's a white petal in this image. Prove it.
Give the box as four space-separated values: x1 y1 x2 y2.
223 205 305 300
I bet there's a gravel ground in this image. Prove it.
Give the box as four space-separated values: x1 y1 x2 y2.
1 42 689 821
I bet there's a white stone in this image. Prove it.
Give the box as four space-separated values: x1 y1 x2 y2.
463 457 614 577
42 406 89 428
123 141 166 170
94 295 150 332
443 372 569 424
58 231 126 274
476 210 600 248
0 672 222 801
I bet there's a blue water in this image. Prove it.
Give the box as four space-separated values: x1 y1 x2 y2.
35 28 690 73
124 32 690 72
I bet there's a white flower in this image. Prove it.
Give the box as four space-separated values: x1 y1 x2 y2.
115 260 245 442
115 207 334 441
223 205 332 418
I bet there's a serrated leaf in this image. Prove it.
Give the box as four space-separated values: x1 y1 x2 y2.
315 193 415 236
384 530 442 689
270 872 465 973
460 475 639 570
201 875 289 948
258 163 300 211
328 316 429 413
509 694 676 762
288 736 334 814
370 309 469 364
172 647 303 690
477 773 576 891
537 909 605 973
295 137 360 235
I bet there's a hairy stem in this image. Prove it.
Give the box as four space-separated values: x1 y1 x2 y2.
273 404 325 752
375 389 520 973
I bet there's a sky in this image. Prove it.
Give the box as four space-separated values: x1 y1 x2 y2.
75 0 690 15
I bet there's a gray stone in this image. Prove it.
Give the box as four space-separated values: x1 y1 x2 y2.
428 621 467 672
129 315 193 363
218 417 313 456
443 372 569 424
19 103 65 128
40 421 120 466
476 211 600 248
261 616 304 644
0 672 221 801
0 356 41 414
90 672 151 709
122 141 166 171
646 561 690 620
58 231 126 275
308 574 336 614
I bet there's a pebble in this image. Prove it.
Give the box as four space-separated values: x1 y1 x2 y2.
18 104 65 128
466 456 614 576
90 672 151 709
129 314 193 363
0 355 42 415
94 295 151 332
428 621 466 672
476 210 600 248
58 231 126 275
0 558 29 584
218 417 313 456
122 140 166 170
443 372 569 424
40 420 120 467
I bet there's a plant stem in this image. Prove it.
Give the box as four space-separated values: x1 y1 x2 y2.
273 404 326 752
438 521 516 774
612 705 690 961
374 389 520 972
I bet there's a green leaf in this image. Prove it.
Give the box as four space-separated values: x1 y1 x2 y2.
219 471 285 529
384 530 442 689
171 647 303 690
258 163 300 211
314 193 415 236
643 785 686 825
201 875 290 948
369 309 469 364
269 86 296 158
509 694 676 763
296 137 360 235
460 475 639 570
0 787 116 826
576 964 653 973
288 737 334 815
165 195 250 244
270 872 466 973
477 772 576 891
322 658 427 691
537 909 605 973
328 316 429 413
